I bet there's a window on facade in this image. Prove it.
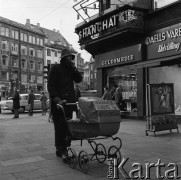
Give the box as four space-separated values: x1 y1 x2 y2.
37 76 43 84
91 74 93 80
2 56 8 66
1 40 8 50
37 50 43 58
21 74 27 83
29 35 32 43
32 36 35 44
100 0 110 12
12 57 18 67
38 62 43 71
40 39 43 46
0 27 9 36
11 43 18 52
0 27 5 36
91 64 93 70
21 60 27 69
20 33 24 41
47 49 51 56
24 34 27 42
1 71 7 80
21 46 27 55
15 31 19 39
29 48 35 56
55 51 57 57
11 30 15 38
30 75 35 82
47 60 51 65
37 38 40 45
30 61 35 70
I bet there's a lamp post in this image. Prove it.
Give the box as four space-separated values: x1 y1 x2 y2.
18 29 21 92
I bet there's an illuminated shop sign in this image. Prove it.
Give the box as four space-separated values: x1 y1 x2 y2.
102 55 134 66
145 23 181 59
78 15 117 40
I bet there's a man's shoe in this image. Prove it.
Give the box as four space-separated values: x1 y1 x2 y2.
62 153 67 163
56 150 62 157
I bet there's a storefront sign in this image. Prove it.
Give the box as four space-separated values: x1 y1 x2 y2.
78 15 117 40
95 44 142 68
102 55 134 66
146 23 181 59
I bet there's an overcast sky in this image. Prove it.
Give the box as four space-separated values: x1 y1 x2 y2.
0 0 92 61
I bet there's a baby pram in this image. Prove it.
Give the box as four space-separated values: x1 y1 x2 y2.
57 97 122 173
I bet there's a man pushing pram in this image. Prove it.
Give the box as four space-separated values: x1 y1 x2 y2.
47 48 82 162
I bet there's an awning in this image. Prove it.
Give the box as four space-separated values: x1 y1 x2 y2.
129 54 181 69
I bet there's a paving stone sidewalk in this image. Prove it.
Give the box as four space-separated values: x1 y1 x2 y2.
0 114 180 180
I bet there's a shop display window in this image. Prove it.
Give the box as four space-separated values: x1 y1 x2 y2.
105 67 137 113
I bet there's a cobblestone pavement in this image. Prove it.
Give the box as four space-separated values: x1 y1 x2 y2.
0 113 180 180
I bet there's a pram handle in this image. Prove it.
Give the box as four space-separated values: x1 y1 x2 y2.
56 102 88 123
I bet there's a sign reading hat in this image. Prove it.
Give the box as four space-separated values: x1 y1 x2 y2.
61 48 75 61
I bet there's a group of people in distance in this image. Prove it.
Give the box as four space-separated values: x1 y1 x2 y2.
102 84 125 110
12 88 48 119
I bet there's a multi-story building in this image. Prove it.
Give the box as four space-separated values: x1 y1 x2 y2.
0 17 45 97
74 0 181 118
89 56 97 90
32 25 77 91
75 53 84 90
83 61 90 90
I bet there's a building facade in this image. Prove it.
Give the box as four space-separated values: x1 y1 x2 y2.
0 17 45 97
74 0 181 117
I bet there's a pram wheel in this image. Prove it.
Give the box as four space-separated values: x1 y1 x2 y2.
95 143 106 163
108 146 122 164
67 148 78 168
78 150 89 173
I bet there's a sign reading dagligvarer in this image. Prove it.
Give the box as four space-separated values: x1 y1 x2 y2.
145 23 181 60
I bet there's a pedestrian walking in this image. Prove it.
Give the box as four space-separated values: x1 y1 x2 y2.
12 88 20 118
28 90 35 116
48 48 82 162
110 84 117 100
114 86 123 110
74 84 81 102
40 92 47 115
102 86 112 100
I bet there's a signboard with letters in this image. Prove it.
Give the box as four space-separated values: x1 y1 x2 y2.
145 23 181 60
95 44 142 68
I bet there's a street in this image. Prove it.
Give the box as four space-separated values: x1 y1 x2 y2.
0 111 181 180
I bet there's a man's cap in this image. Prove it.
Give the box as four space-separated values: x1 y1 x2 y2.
60 48 75 61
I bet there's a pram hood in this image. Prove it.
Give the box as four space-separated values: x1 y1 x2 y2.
78 97 121 123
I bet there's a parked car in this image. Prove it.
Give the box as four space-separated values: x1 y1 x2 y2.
0 94 49 113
